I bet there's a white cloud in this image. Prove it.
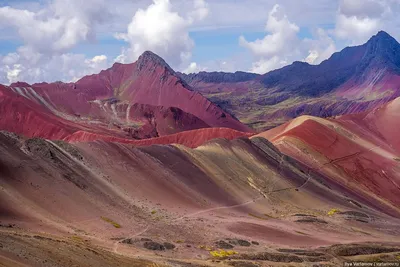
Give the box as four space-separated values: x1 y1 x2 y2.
189 0 209 22
335 14 381 44
334 0 398 44
115 0 209 68
0 0 109 54
304 28 336 64
239 4 341 74
250 56 284 74
183 62 204 74
339 0 385 19
5 64 23 84
0 0 112 84
0 52 110 84
239 4 301 73
240 4 299 59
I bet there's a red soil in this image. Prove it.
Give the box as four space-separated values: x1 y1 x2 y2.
0 85 77 140
255 98 400 214
336 72 400 99
28 52 252 133
1 84 252 147
65 127 253 148
338 97 400 153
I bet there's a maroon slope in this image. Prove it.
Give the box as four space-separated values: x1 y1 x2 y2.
28 51 252 133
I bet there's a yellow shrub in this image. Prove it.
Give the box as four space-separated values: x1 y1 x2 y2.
209 249 238 258
70 235 84 242
198 245 213 251
327 209 340 216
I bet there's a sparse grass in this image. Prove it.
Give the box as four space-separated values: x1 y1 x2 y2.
198 245 213 251
100 216 121 228
175 240 184 243
153 216 162 221
351 227 372 236
327 208 340 216
294 230 309 236
264 213 277 219
210 249 238 258
70 235 85 243
248 213 268 220
151 210 157 215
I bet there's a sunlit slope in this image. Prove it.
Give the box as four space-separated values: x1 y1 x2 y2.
1 130 399 240
255 98 400 218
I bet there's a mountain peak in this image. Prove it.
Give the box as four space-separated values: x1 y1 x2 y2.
367 30 398 45
137 51 173 73
361 30 400 72
375 30 392 38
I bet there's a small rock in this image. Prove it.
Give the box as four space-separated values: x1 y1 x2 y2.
216 240 234 249
251 241 259 245
143 241 165 251
163 242 176 250
296 218 328 224
237 240 251 247
121 238 134 244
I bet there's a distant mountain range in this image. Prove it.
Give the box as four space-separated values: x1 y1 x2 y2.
180 31 400 130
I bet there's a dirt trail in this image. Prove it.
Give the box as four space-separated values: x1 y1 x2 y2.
112 170 315 255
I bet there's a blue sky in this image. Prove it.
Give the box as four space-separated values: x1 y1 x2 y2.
0 0 398 84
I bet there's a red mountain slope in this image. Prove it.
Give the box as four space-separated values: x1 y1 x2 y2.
255 98 400 216
22 51 252 133
0 85 250 147
0 85 77 140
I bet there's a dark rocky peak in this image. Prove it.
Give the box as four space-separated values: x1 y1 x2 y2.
368 31 397 44
365 31 400 55
136 51 175 73
358 31 400 74
368 30 399 49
